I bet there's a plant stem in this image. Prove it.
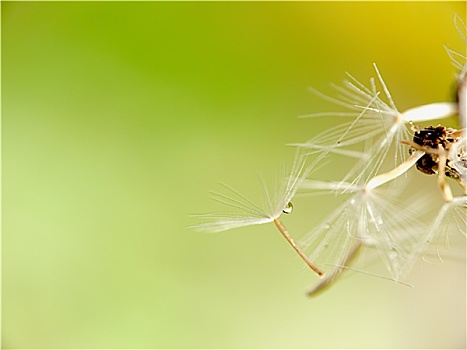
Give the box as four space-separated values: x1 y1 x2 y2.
273 218 324 277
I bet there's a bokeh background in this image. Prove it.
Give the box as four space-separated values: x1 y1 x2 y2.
2 1 466 348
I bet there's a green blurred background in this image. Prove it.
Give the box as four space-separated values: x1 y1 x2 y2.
2 2 466 348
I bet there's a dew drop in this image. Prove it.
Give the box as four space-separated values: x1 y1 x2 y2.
282 202 293 214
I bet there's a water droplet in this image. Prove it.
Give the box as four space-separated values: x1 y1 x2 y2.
282 202 293 214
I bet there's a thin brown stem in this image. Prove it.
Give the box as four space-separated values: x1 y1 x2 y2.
273 218 324 277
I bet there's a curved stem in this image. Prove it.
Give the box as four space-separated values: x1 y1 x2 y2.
273 218 324 277
365 150 425 191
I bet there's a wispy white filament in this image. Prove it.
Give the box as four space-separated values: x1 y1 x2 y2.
300 64 457 189
299 186 426 284
191 151 311 233
191 150 325 276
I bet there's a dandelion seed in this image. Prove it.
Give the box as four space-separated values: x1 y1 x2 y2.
300 117 464 294
298 64 457 189
301 178 437 297
195 15 466 295
191 151 325 277
299 181 426 292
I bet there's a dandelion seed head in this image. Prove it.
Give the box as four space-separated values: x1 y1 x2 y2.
302 65 444 189
195 15 466 294
300 185 425 283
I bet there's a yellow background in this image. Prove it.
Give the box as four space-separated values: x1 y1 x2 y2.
2 2 466 348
